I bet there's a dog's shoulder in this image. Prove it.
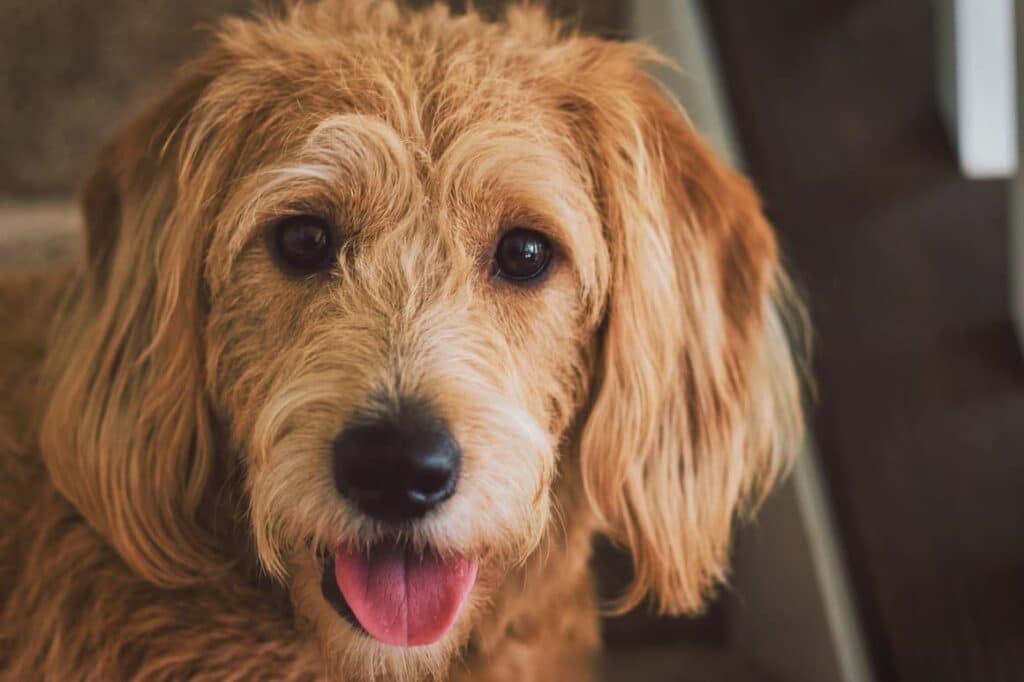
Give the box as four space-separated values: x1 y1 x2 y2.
0 267 68 629
0 266 70 436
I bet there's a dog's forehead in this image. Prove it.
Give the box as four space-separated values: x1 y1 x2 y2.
205 5 608 276
210 5 587 162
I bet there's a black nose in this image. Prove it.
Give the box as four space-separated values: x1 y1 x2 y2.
331 412 460 522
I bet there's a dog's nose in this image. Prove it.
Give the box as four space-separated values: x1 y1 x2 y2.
331 414 460 522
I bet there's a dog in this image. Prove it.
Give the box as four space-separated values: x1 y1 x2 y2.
0 1 806 679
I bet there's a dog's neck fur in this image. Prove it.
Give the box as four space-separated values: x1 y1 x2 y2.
0 268 601 680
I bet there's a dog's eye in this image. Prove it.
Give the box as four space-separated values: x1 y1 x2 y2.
494 228 552 282
272 215 334 274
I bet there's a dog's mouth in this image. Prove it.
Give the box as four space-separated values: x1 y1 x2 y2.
320 542 478 647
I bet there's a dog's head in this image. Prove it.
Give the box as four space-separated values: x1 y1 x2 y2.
40 2 804 679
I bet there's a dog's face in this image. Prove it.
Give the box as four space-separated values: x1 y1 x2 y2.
205 40 605 677
39 2 804 680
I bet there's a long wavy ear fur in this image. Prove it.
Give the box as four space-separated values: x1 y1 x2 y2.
39 64 227 587
572 44 806 614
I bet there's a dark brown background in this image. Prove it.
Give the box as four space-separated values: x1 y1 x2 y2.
706 2 1024 682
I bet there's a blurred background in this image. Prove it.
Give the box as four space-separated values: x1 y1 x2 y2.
2 1 1023 681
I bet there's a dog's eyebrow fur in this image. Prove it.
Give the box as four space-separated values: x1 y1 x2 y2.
213 111 601 295
215 114 421 275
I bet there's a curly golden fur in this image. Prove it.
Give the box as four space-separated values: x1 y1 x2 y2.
0 1 806 680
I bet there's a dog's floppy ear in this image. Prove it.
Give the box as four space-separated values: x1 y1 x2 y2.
572 48 805 614
39 64 227 587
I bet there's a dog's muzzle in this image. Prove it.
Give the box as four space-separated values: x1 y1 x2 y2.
322 404 477 647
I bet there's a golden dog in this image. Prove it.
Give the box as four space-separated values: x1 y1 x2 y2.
0 1 805 679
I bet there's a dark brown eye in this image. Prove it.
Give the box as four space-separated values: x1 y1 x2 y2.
272 215 333 274
494 228 552 282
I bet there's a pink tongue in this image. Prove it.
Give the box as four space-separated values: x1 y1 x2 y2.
333 545 478 647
